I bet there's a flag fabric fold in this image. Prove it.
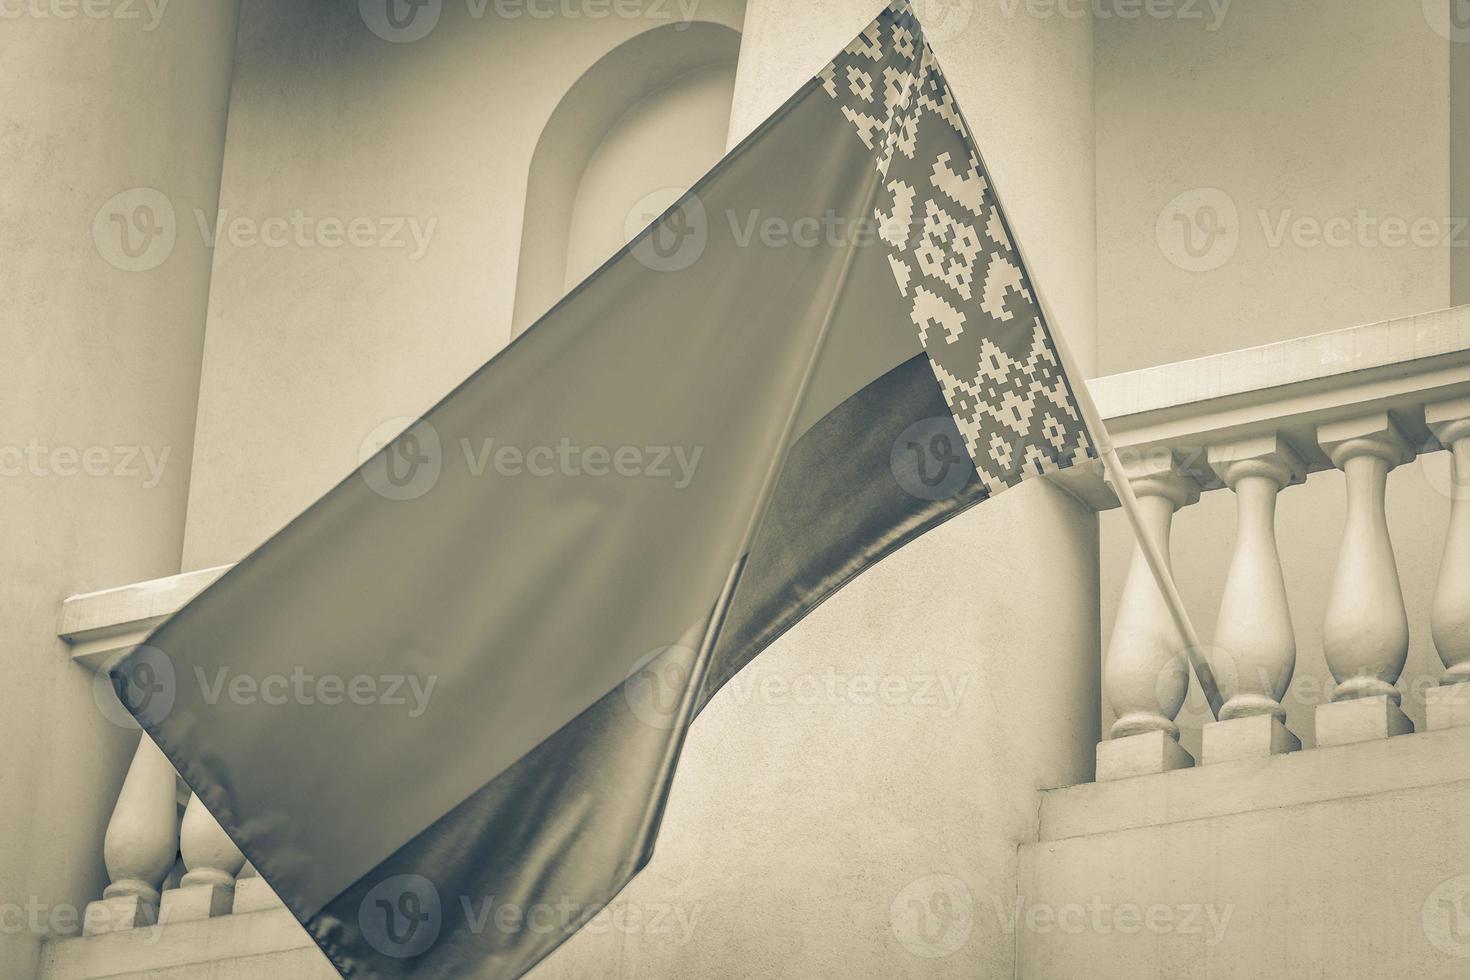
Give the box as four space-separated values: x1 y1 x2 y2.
113 3 1093 976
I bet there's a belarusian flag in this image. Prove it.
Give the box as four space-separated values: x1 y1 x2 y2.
114 3 1094 976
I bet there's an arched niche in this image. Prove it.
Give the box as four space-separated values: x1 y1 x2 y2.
510 21 742 336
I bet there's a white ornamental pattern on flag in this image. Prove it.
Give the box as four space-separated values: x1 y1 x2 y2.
819 3 1093 496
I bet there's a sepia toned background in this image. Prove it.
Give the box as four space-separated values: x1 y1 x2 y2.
5 1 1470 977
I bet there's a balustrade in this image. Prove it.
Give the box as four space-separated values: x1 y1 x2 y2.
1089 307 1470 776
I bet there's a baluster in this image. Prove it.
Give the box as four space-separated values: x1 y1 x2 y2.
158 794 245 922
1098 451 1200 780
1199 436 1305 763
1315 413 1414 746
83 735 180 935
1425 397 1470 729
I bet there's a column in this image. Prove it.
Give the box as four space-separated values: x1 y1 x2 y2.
1 3 242 976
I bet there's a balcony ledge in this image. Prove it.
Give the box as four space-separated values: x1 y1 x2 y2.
1039 723 1470 842
39 906 331 980
59 564 229 671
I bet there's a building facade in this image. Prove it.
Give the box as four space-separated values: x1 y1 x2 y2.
5 1 1470 976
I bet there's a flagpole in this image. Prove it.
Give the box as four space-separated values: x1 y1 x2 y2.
910 18 1222 722
1030 287 1224 721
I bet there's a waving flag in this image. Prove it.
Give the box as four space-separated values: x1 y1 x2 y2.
113 3 1094 977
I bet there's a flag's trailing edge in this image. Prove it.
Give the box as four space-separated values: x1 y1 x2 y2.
112 3 1093 978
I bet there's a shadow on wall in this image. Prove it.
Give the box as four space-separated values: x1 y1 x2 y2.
511 21 741 337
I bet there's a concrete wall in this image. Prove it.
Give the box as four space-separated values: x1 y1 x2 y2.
1095 0 1451 372
1093 1 1462 755
0 5 241 977
1019 726 1470 978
